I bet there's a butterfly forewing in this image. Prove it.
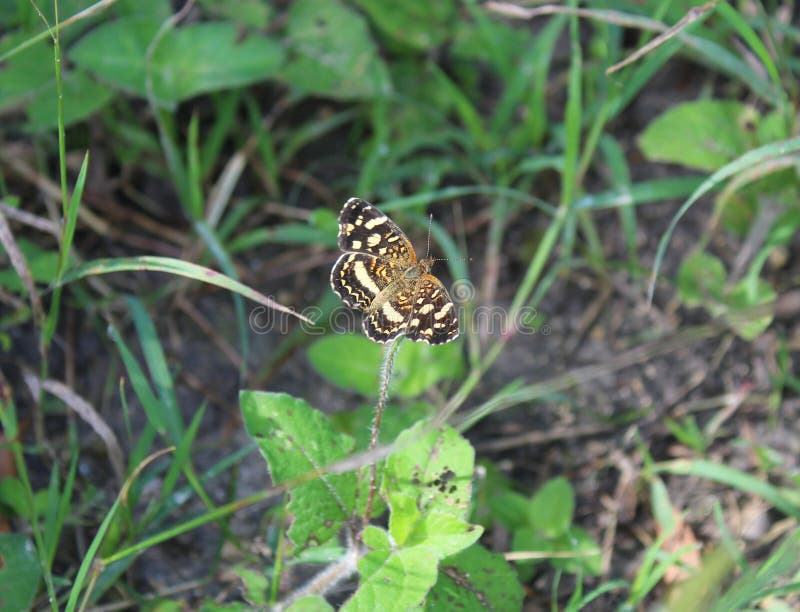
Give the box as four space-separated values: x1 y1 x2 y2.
337 197 415 263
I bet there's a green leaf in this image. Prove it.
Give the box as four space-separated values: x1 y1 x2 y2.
71 18 284 105
388 495 482 557
549 526 602 575
281 0 392 99
240 391 359 547
384 422 474 519
345 545 439 611
331 402 430 450
0 478 31 518
26 68 113 128
286 596 335 612
639 100 757 172
351 0 458 51
723 277 775 340
0 239 61 293
307 335 464 398
231 566 269 607
426 544 524 611
529 476 574 538
0 40 53 111
0 534 42 612
196 0 272 28
307 335 382 396
486 489 531 531
677 251 727 307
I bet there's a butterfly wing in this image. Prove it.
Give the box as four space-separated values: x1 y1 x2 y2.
337 197 416 264
405 275 459 345
362 287 415 343
330 252 395 311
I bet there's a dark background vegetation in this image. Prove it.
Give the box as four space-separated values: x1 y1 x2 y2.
1 0 799 609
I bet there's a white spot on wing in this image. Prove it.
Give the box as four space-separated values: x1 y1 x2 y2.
367 234 382 247
434 302 453 320
365 216 387 230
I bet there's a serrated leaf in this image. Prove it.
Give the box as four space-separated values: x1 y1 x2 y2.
384 422 474 519
240 391 359 548
529 477 574 537
388 498 482 557
639 100 757 172
281 0 391 99
71 18 284 105
677 251 727 307
426 544 524 611
0 534 41 612
307 335 464 398
345 546 438 611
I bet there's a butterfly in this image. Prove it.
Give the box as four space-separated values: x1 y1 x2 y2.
330 198 459 345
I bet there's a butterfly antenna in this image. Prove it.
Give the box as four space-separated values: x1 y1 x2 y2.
425 213 433 258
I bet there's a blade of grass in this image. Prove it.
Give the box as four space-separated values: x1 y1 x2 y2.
647 135 800 304
126 296 184 442
194 221 250 378
653 459 800 519
59 255 311 323
186 113 203 221
64 448 175 612
43 152 89 347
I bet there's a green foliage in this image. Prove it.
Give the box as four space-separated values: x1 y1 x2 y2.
2 0 800 608
0 534 42 612
281 0 391 99
475 471 602 579
71 18 284 107
307 334 464 398
239 391 492 607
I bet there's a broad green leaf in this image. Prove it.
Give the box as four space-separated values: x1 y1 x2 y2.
25 68 113 128
196 0 272 27
486 489 531 531
307 335 464 398
286 596 334 612
281 0 391 100
352 0 457 50
330 402 430 450
345 546 438 611
349 511 482 611
71 18 284 105
639 100 757 172
529 476 575 537
387 493 482 557
677 251 727 307
426 544 524 611
240 391 359 547
384 422 474 518
0 534 41 612
0 40 53 111
0 239 61 293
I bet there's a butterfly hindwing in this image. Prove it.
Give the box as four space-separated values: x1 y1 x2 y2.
330 252 396 311
362 287 416 343
405 275 459 345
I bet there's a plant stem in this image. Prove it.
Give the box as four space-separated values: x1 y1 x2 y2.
362 338 402 528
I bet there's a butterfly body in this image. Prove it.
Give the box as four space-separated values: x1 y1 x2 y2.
330 198 459 345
